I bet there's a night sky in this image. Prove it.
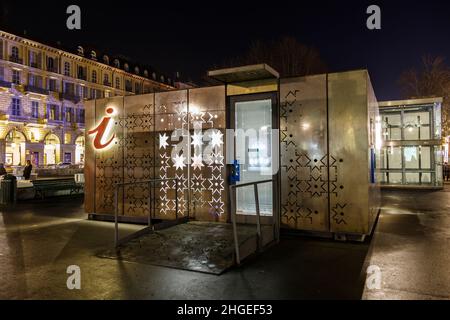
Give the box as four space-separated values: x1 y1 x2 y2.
1 0 450 100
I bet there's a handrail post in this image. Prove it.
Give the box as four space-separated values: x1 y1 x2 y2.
175 179 179 220
254 184 262 252
148 181 152 230
230 185 240 265
114 185 119 248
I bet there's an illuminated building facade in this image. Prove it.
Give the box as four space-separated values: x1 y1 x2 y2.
0 30 174 167
378 97 444 188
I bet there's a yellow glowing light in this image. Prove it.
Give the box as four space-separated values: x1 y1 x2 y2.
302 123 310 131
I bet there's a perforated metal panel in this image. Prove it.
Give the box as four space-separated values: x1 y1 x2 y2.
280 75 329 231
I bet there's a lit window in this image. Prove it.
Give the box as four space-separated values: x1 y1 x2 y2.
64 133 72 144
115 77 120 89
48 104 59 121
64 62 71 76
65 107 73 122
31 101 39 118
92 70 97 83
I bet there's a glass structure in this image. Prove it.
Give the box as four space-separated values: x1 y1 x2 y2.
379 98 443 188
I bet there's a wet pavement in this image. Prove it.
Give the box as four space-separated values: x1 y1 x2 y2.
0 186 449 300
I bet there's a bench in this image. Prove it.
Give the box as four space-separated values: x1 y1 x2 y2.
33 178 83 199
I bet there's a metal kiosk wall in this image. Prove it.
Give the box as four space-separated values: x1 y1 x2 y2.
85 65 380 241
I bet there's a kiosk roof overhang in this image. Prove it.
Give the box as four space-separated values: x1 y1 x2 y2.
207 64 280 83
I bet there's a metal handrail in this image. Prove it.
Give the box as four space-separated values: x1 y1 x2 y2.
229 179 273 265
114 178 178 248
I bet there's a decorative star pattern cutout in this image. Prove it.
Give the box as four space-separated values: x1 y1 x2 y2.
191 132 204 147
191 154 204 171
159 133 169 149
172 153 186 171
210 130 224 148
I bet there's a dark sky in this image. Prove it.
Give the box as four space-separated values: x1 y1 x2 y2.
1 0 450 101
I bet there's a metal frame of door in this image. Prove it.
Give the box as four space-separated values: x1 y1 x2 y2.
227 92 280 234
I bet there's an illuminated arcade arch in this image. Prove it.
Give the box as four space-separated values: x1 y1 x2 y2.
44 133 61 165
5 129 27 166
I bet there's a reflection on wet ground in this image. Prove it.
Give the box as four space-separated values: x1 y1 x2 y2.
1 186 449 300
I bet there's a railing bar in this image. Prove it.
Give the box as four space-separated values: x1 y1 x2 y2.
230 185 240 265
254 184 262 251
175 179 179 220
114 185 119 248
229 180 273 189
114 177 179 248
148 182 152 229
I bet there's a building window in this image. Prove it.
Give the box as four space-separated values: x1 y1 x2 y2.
11 46 19 59
134 82 141 94
64 153 72 163
125 80 132 92
48 104 59 121
77 66 86 80
115 77 120 89
47 57 55 72
64 82 75 95
28 74 42 88
12 70 20 84
96 89 103 99
103 73 110 85
82 86 88 99
64 62 71 76
92 70 97 83
48 78 57 92
65 107 73 122
29 51 39 68
78 109 85 123
31 101 39 118
11 98 21 116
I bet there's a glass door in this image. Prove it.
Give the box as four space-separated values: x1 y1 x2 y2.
232 97 275 217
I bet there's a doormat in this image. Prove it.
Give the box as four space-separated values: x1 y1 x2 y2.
97 221 257 275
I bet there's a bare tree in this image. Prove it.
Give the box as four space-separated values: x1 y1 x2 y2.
221 36 327 78
399 55 450 98
398 55 450 137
